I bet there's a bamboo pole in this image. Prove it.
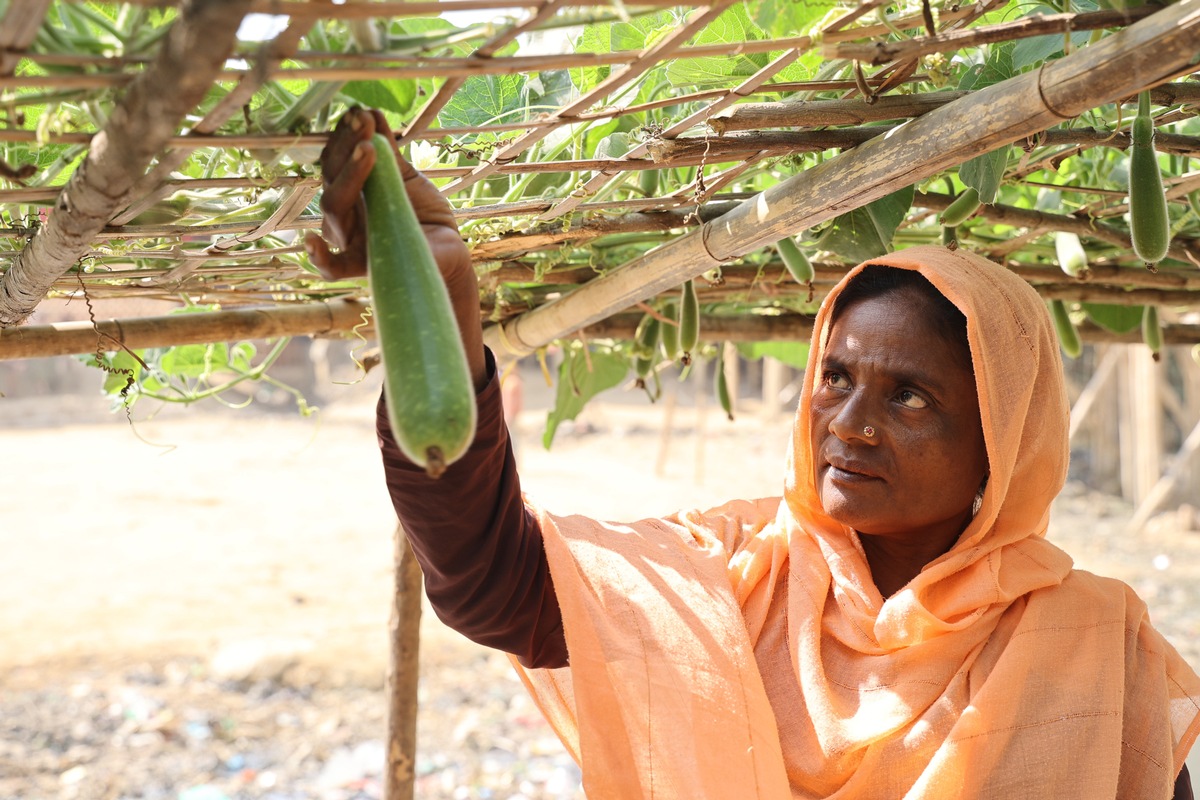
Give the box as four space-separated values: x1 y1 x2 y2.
709 91 968 133
482 2 1200 362
0 298 371 360
12 299 1200 361
386 527 423 800
1068 345 1121 441
0 0 254 328
1129 416 1200 531
827 7 1157 65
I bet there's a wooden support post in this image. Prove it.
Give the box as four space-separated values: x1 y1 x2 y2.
386 526 423 800
762 357 786 423
1069 345 1120 442
1130 416 1200 531
1121 346 1164 506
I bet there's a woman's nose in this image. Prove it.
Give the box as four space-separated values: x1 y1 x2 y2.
827 391 878 444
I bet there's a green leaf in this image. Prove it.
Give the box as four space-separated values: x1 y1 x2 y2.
1083 303 1144 334
342 78 416 115
736 340 810 370
229 341 257 372
743 0 837 39
595 131 632 159
570 12 673 92
102 350 142 394
957 42 1014 92
159 342 231 378
439 73 527 128
666 4 768 88
1011 2 1096 70
815 185 914 263
543 341 629 449
959 146 1008 204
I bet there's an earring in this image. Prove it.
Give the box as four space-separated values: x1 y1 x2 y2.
971 473 989 517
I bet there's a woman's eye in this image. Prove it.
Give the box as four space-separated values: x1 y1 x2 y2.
824 372 849 389
897 390 928 409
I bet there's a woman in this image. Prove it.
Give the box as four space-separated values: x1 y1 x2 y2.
310 109 1200 799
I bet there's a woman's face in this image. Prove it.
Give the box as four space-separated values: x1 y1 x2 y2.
810 287 989 546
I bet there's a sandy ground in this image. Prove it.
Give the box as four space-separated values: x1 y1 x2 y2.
3 360 1199 798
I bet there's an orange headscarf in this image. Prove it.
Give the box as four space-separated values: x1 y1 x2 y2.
514 245 1200 798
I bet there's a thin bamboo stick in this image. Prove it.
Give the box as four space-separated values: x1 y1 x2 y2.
828 7 1157 65
533 47 807 221
113 10 320 225
441 1 738 196
402 0 566 140
709 91 968 133
481 1 1200 361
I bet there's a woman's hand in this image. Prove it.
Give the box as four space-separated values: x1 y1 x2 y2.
306 108 487 389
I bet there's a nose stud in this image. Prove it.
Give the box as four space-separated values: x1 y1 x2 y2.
863 425 876 438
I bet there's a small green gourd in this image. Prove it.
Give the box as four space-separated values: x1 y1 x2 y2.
679 279 699 366
941 187 981 227
1049 299 1082 359
1129 91 1170 266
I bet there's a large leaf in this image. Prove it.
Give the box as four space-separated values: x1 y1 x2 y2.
1083 303 1144 334
744 0 837 39
570 12 673 92
959 147 1008 204
439 73 527 128
1011 2 1096 70
816 185 915 263
956 43 1014 203
958 42 1014 93
543 341 629 449
159 342 231 378
737 340 810 370
666 5 768 88
342 78 416 115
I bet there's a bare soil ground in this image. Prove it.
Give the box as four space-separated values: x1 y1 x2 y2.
3 363 1199 799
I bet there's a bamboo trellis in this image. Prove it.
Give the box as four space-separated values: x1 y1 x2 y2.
1 1 1199 356
3 5 1200 797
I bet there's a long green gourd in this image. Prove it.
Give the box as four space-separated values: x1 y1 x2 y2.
1130 91 1170 266
363 134 476 478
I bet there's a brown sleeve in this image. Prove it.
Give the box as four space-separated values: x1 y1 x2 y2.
376 348 567 669
1176 764 1195 800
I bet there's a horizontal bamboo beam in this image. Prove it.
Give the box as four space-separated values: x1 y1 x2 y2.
0 298 371 360
7 278 1200 361
914 190 1200 265
482 1 1200 361
828 7 1157 66
707 82 1200 135
578 312 1200 346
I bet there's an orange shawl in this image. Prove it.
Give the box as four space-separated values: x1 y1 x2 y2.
514 245 1200 798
